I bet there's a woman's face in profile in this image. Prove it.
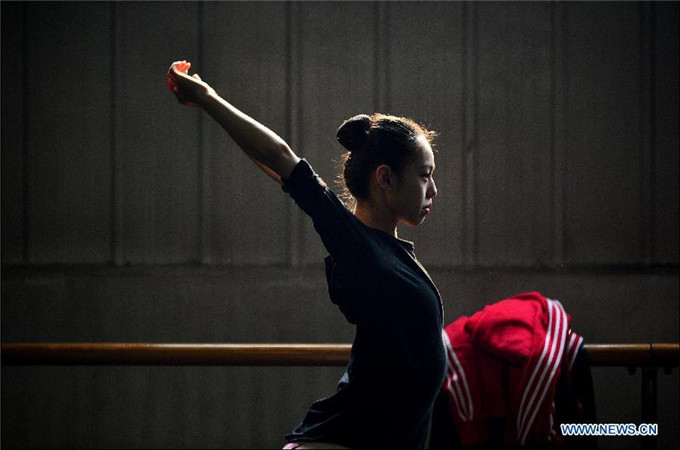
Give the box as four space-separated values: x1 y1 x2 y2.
389 137 438 227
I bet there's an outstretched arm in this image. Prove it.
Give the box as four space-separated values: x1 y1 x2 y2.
166 61 300 181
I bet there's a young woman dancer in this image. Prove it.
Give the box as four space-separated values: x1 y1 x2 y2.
167 61 446 449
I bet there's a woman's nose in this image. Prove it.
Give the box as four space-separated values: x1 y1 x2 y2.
428 179 438 199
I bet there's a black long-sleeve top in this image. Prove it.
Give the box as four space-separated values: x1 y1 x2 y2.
282 159 447 449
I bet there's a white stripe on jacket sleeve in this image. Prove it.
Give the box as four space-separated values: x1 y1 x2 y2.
517 298 568 445
442 330 474 421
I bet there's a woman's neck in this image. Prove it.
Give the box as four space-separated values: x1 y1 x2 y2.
354 200 398 237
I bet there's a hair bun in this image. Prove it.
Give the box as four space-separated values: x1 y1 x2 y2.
336 114 371 152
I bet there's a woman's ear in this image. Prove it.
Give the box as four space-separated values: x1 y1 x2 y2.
375 164 394 190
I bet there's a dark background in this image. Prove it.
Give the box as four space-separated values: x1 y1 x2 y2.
2 1 678 448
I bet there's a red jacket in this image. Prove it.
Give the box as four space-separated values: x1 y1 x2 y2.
441 292 583 446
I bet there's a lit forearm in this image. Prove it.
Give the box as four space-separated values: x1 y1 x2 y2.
200 91 299 179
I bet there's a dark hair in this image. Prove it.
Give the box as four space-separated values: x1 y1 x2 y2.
336 113 437 204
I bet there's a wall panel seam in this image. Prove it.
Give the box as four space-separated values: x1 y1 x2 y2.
551 1 565 268
196 1 206 264
462 1 479 267
374 2 390 113
638 2 657 265
110 2 122 266
21 2 29 264
286 1 302 268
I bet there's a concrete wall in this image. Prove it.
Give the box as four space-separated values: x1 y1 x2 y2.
2 1 678 449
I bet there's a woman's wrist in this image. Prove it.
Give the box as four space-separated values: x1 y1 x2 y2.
201 89 233 117
197 88 221 110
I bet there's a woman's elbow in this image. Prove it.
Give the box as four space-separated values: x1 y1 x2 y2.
267 142 300 179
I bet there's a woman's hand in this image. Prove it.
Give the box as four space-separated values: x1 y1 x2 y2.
166 60 215 106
